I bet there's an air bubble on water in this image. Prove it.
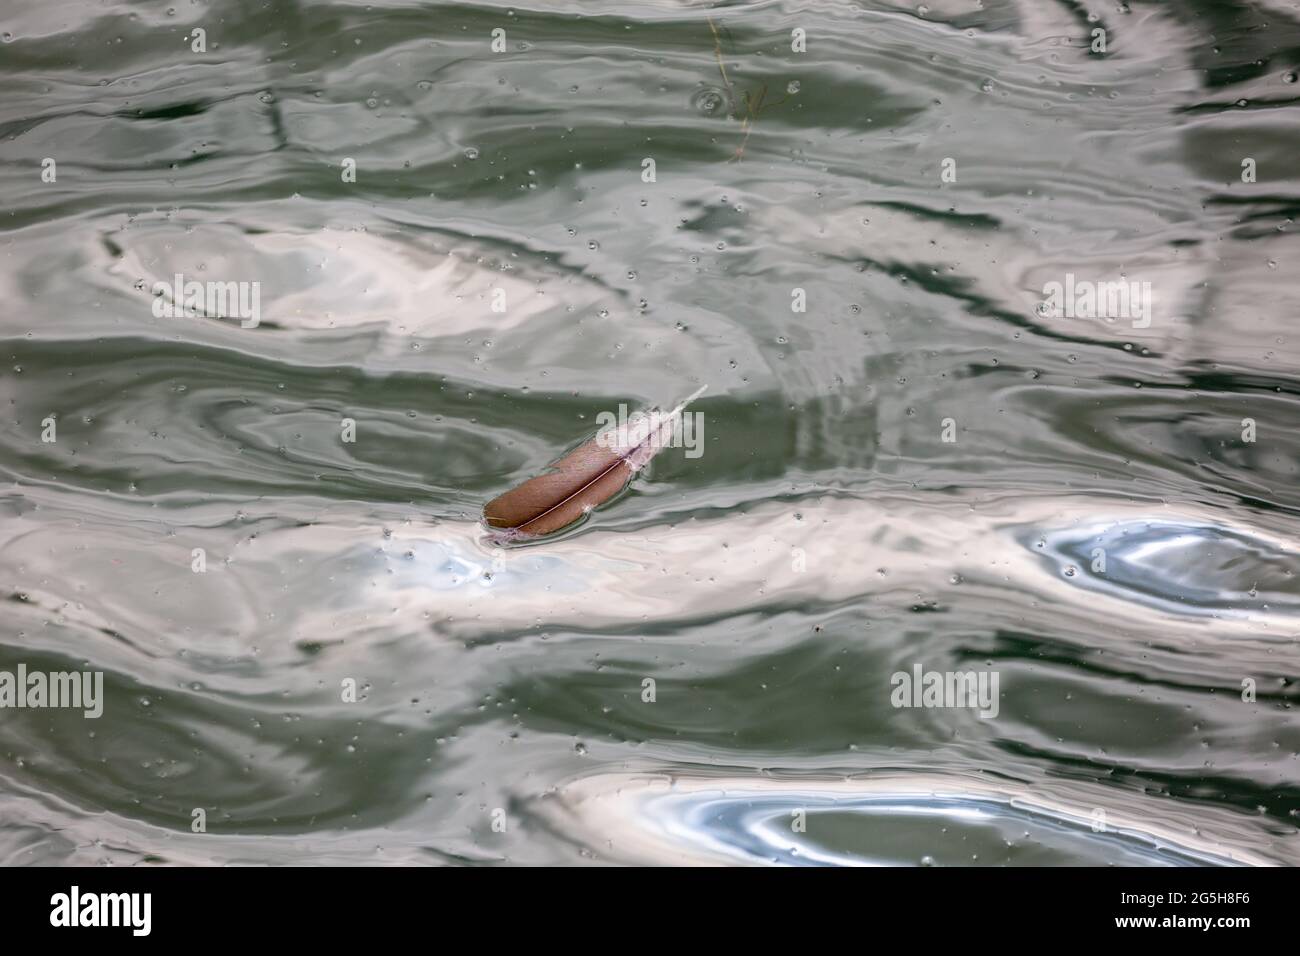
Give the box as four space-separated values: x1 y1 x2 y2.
464 146 479 159
691 88 726 116
786 80 801 94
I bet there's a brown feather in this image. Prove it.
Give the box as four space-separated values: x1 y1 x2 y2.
483 388 704 538
483 438 632 536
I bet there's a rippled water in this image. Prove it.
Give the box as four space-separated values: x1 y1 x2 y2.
2 0 1299 866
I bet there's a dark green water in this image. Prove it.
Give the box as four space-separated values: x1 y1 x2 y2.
1 0 1299 865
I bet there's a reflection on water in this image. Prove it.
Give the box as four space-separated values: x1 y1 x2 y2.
539 774 1275 866
1026 518 1300 619
2 0 1300 865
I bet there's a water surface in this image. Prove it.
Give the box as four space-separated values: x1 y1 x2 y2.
1 0 1299 865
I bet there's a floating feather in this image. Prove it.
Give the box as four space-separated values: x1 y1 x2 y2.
484 386 706 539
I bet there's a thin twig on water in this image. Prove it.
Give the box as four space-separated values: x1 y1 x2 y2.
706 16 796 162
